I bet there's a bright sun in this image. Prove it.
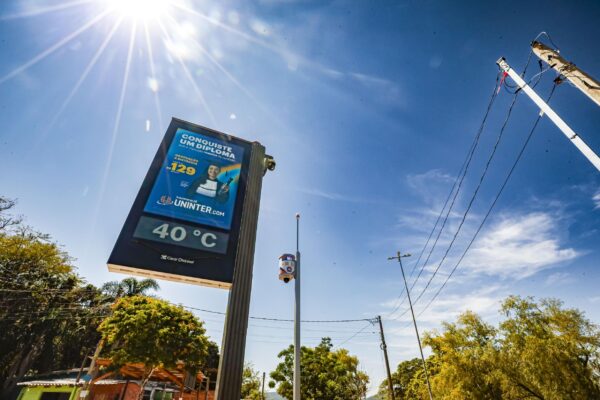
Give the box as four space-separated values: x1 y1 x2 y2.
106 0 172 20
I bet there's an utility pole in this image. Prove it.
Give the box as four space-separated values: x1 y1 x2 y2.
388 251 433 400
497 57 600 172
532 41 600 107
261 372 266 400
376 315 396 400
294 213 301 400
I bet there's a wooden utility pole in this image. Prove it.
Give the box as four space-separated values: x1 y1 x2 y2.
532 41 600 107
388 252 434 400
376 316 396 400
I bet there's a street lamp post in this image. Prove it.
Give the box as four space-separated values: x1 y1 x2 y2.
278 214 301 400
293 213 301 400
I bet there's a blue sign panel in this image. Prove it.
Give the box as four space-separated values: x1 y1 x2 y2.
144 128 244 230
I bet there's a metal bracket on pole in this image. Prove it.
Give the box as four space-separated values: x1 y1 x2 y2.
496 57 600 172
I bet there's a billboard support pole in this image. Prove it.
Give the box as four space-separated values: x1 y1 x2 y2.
215 142 267 400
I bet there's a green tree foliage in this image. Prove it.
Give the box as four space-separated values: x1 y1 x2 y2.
494 296 600 399
380 296 600 399
101 277 160 300
204 340 220 389
0 228 108 398
423 311 502 400
98 296 209 399
378 358 423 400
270 337 369 400
241 363 263 400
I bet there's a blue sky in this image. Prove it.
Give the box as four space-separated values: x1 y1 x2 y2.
1 0 599 394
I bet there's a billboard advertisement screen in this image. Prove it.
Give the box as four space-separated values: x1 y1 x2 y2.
144 128 245 230
107 118 259 289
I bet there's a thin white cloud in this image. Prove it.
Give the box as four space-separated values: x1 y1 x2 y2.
593 189 600 209
296 187 387 204
406 169 455 208
463 212 578 279
250 19 271 36
429 55 443 69
418 289 502 324
349 72 394 87
589 296 600 303
544 272 574 286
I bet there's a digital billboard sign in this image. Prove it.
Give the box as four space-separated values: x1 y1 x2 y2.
107 118 262 288
143 128 245 230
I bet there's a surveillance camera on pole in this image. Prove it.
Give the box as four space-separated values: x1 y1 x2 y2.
278 253 296 283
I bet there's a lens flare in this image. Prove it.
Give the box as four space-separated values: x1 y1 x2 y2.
106 0 171 20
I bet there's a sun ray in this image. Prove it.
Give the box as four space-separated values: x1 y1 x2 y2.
171 3 281 54
144 21 164 132
88 20 137 242
163 13 261 107
0 0 93 21
161 12 293 136
45 17 125 132
156 19 217 127
0 8 112 85
173 2 341 80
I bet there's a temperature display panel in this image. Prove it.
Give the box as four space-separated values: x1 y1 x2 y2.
133 216 229 254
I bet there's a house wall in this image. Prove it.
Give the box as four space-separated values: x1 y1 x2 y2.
89 382 214 400
16 386 79 400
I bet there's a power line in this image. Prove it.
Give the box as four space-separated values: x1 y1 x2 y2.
385 73 502 319
408 89 522 307
183 305 373 323
337 322 375 347
0 295 373 325
389 43 548 322
414 82 559 320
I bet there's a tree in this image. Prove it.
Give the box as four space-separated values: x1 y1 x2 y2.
204 340 220 389
241 363 263 400
0 229 107 399
101 277 159 300
0 196 22 232
494 296 600 399
423 311 502 400
378 358 423 400
98 296 210 400
270 338 369 400
386 296 600 400
84 276 161 385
